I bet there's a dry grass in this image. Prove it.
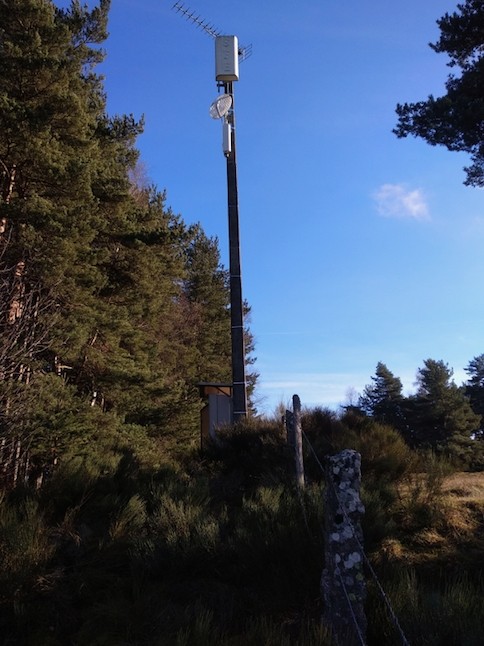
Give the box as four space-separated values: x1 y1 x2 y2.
398 471 484 505
387 471 484 568
440 473 484 555
441 471 484 503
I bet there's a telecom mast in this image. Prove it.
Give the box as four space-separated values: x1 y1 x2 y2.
172 3 250 422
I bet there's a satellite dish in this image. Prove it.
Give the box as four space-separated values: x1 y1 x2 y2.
209 93 233 119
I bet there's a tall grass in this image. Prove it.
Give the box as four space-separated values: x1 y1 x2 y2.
175 612 333 646
0 413 483 644
367 569 484 646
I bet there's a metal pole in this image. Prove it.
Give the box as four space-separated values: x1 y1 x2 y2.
224 81 247 421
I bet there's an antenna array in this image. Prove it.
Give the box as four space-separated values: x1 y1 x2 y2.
172 2 221 39
171 2 252 61
238 43 252 62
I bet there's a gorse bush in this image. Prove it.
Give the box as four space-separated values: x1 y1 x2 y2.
229 485 324 602
397 451 456 536
0 409 483 644
301 407 415 490
0 494 52 591
361 485 399 550
108 494 147 541
150 492 221 563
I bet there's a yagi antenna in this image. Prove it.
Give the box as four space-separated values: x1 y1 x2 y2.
171 2 252 61
172 2 221 39
238 43 252 62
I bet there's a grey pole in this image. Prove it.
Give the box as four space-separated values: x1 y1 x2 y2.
224 80 247 422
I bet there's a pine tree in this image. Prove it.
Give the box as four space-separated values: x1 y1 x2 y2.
0 0 120 367
0 1 258 483
182 229 259 412
358 362 407 433
0 0 117 483
408 359 480 461
0 1 225 479
464 354 484 439
183 228 232 384
394 0 484 186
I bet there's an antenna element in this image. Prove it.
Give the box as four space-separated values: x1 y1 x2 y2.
171 2 252 61
172 2 221 39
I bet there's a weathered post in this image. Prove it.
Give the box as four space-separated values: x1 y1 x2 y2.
285 409 295 447
284 395 305 488
321 449 366 645
293 395 305 489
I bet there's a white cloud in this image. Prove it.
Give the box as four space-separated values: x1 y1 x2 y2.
373 183 430 220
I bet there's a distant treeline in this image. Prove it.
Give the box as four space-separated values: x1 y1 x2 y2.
352 358 484 469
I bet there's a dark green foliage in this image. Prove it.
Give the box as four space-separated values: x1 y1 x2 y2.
465 354 484 434
407 359 481 460
183 228 231 384
301 406 414 488
358 362 408 437
0 434 328 645
207 417 291 502
357 359 483 467
242 301 259 413
394 0 484 186
463 355 484 469
301 406 347 460
0 0 257 482
0 410 483 644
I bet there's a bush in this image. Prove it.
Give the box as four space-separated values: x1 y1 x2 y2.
367 569 484 646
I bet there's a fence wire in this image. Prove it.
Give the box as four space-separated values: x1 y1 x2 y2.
301 430 411 646
337 569 368 646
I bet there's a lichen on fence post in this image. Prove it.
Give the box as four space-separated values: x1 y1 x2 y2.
321 449 367 645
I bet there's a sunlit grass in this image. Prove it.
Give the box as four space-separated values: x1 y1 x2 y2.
442 471 484 502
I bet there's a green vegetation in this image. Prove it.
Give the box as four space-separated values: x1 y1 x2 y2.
1 1 484 644
355 359 484 469
0 0 256 487
0 413 483 644
395 0 484 186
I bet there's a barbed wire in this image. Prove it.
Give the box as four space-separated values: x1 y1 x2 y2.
301 430 411 646
337 569 367 646
301 429 326 474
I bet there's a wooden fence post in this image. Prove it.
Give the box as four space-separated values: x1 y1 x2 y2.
293 395 305 489
285 395 305 489
285 409 295 448
321 449 367 645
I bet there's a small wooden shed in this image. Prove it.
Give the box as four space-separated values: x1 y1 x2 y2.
198 382 232 449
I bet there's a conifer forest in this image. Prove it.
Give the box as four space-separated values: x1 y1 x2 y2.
1 2 484 645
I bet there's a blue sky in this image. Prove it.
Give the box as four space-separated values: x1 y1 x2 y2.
58 1 484 413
